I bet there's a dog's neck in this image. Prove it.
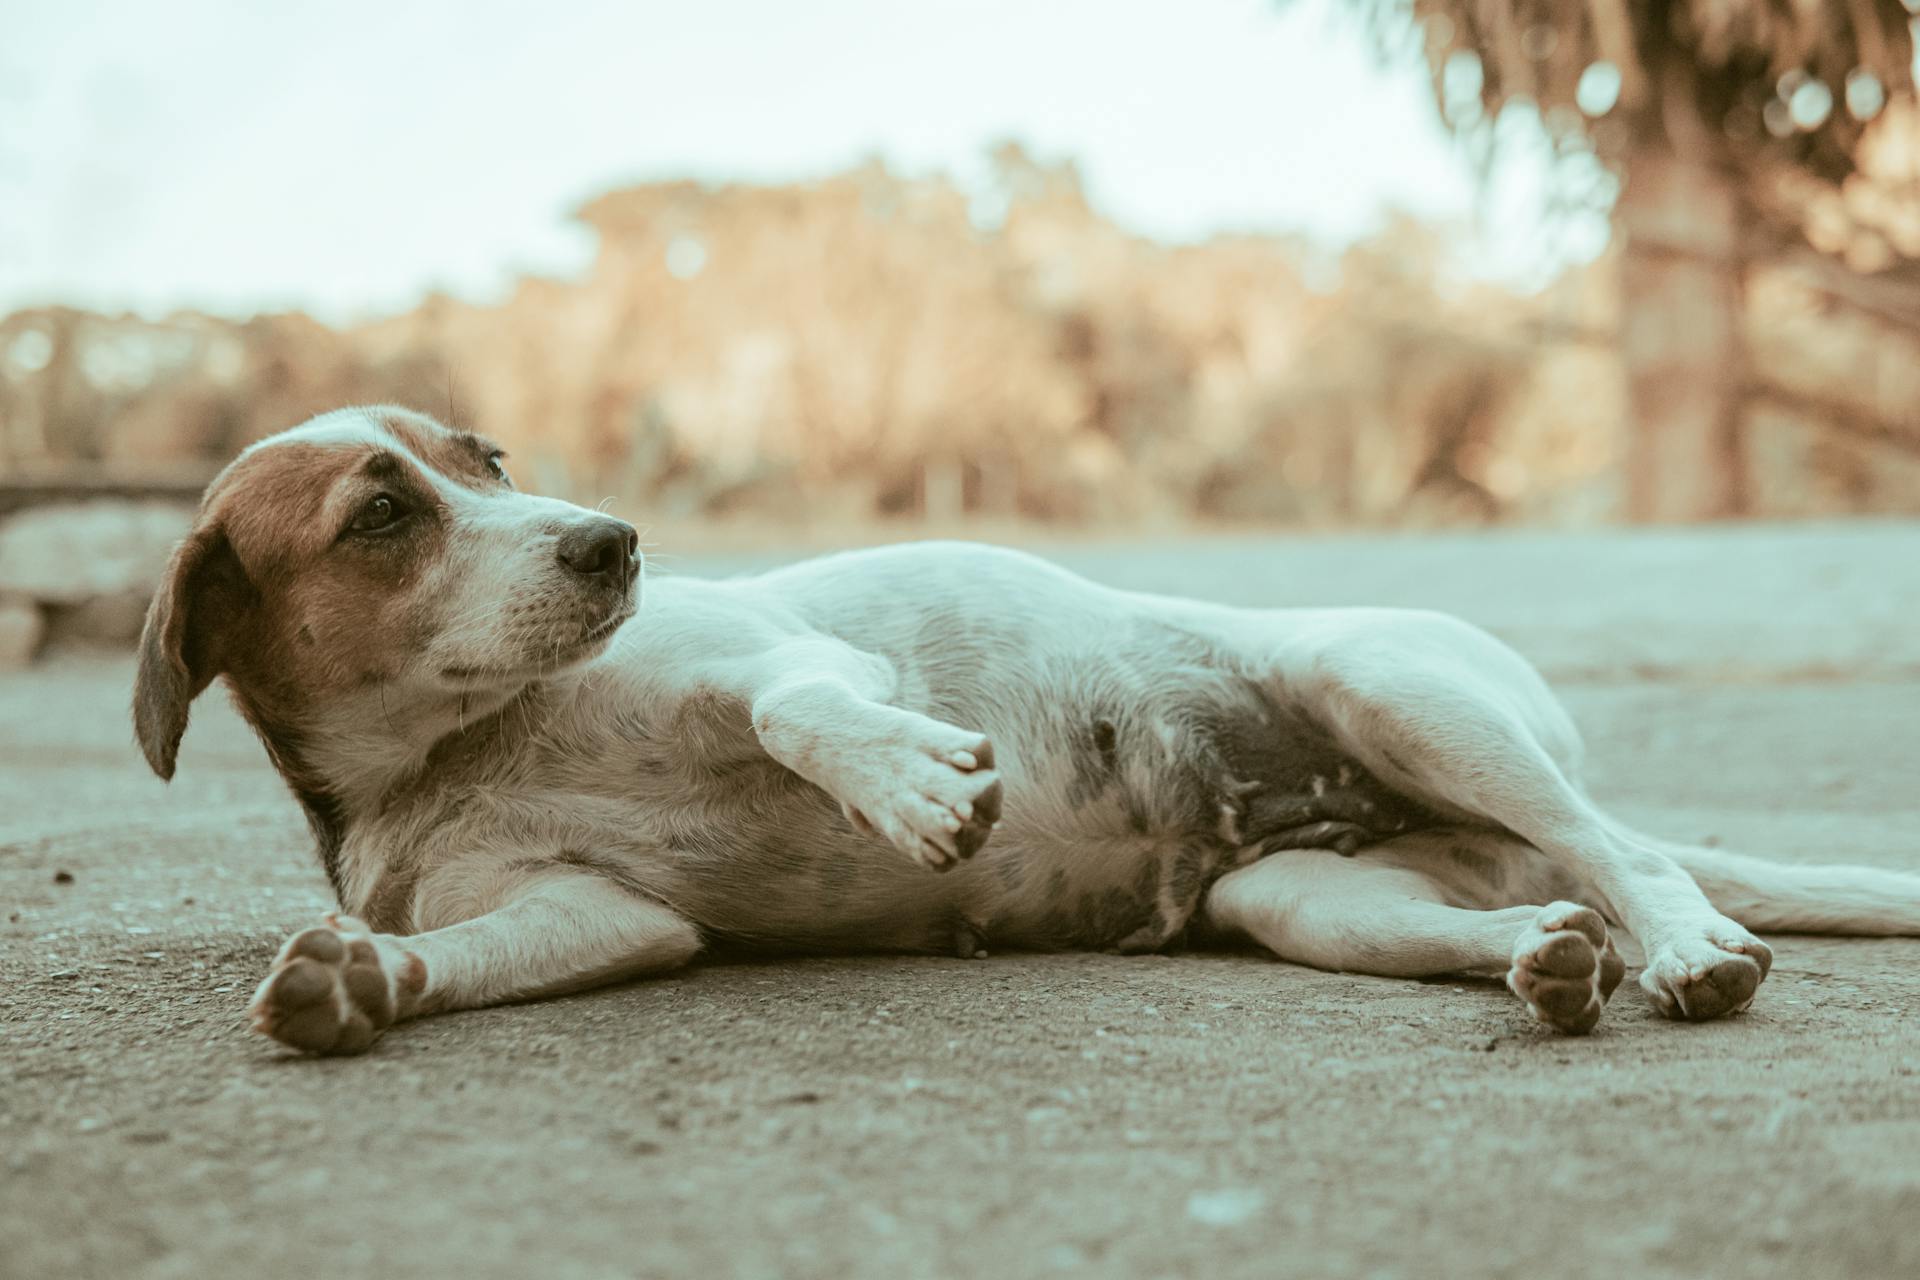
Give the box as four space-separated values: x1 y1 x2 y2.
313 685 508 797
228 675 541 894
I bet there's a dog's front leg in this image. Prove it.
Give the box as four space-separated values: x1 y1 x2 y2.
249 868 699 1056
746 641 1002 871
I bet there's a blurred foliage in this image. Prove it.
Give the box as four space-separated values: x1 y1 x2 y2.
2 142 1917 527
1347 0 1919 256
1330 0 1920 520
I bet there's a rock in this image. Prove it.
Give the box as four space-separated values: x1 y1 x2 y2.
0 596 44 668
0 501 191 607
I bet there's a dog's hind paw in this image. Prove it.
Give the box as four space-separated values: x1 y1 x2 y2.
1507 902 1625 1035
1640 923 1771 1021
248 914 424 1055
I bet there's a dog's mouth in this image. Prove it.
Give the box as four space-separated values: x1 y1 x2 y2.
437 603 635 685
573 610 630 651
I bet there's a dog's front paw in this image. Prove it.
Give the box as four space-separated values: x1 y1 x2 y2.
1640 920 1772 1021
249 913 424 1055
843 727 1002 872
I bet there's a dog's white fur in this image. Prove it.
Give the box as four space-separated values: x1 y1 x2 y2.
132 407 1920 1055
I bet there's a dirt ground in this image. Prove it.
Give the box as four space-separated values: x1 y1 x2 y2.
4 522 1919 1280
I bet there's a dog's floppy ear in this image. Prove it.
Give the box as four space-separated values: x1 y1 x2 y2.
133 521 249 780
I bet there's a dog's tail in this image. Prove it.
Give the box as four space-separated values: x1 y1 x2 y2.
1611 822 1920 935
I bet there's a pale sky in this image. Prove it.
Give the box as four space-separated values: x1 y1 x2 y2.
0 0 1608 322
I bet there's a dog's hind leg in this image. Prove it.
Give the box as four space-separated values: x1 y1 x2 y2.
248 866 700 1056
1276 610 1773 1022
1203 837 1626 1034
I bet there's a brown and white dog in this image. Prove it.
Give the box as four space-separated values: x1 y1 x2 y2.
133 406 1920 1055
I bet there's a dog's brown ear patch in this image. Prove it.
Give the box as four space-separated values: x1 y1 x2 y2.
132 523 250 779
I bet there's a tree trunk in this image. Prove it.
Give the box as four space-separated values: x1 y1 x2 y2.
1615 145 1748 521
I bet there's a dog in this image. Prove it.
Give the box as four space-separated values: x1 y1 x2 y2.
132 406 1920 1055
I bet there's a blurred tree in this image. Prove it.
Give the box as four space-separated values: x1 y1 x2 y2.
1342 0 1917 519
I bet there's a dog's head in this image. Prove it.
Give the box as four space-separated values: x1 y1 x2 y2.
133 405 639 779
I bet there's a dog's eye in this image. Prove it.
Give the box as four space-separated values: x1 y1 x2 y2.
349 494 404 533
485 451 510 484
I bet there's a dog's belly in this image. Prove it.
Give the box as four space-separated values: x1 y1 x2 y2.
953 655 1439 954
649 614 1439 956
662 696 1436 956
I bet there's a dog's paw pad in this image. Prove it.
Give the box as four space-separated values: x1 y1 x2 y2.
250 920 415 1056
949 778 1001 861
1508 902 1622 1035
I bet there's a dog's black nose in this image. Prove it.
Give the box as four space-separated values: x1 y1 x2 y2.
556 517 638 583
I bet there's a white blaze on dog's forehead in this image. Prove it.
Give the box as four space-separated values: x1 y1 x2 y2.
242 408 490 510
240 408 396 458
